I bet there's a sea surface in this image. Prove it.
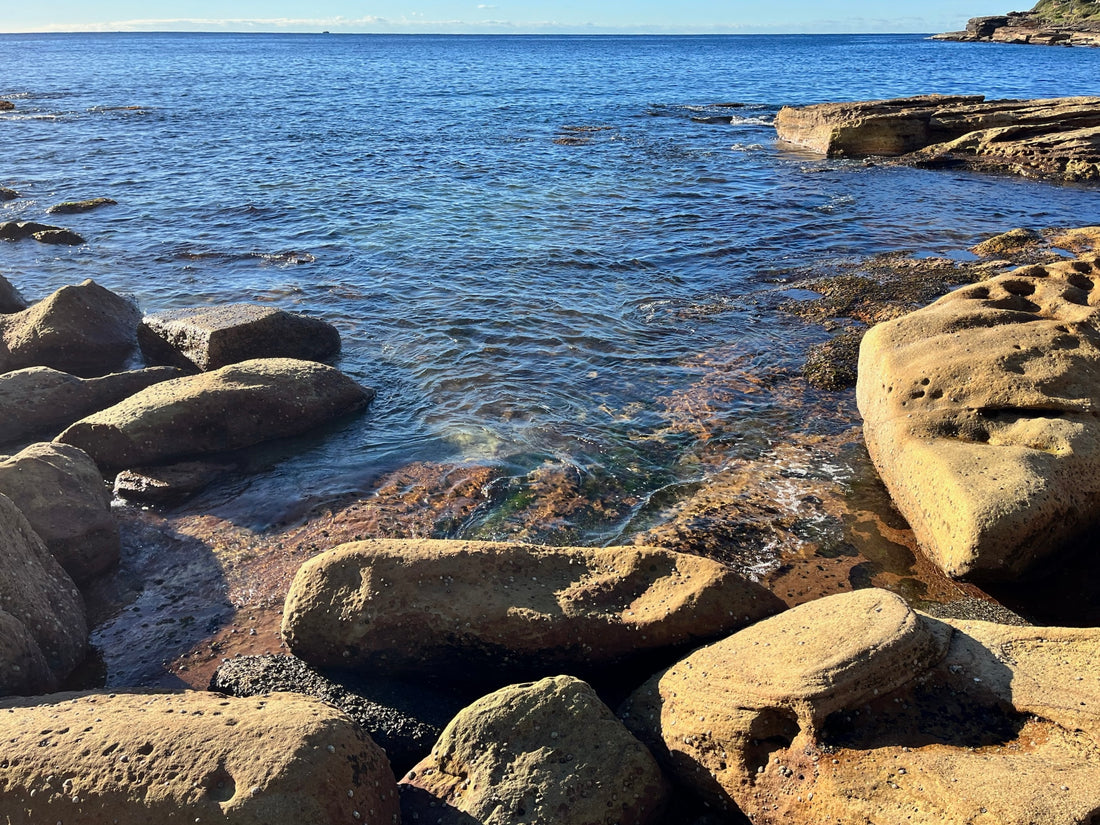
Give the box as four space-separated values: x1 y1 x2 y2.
4 32 1100 549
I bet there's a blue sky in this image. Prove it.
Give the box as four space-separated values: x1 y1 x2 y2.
3 1 1012 35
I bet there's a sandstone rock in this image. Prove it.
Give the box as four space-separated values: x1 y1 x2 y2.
0 442 118 583
139 303 341 371
856 254 1100 579
46 197 117 214
282 538 783 682
970 226 1044 258
31 227 86 245
0 493 87 696
113 459 232 504
0 273 27 313
212 653 464 776
57 358 374 472
0 689 400 824
0 279 140 377
401 675 668 825
775 95 1100 181
968 14 1009 36
0 220 70 241
621 588 1100 825
0 365 180 448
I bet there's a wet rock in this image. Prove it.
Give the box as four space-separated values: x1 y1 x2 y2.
0 365 180 449
0 689 401 825
113 460 233 505
0 274 27 313
0 442 119 583
212 653 463 776
57 358 374 472
856 254 1100 579
0 279 140 377
46 197 117 214
139 303 341 371
970 226 1045 259
775 94 1100 181
0 100 11 111
1051 224 1100 254
401 675 668 825
622 587 1100 824
281 538 783 683
0 492 87 696
0 186 17 201
0 220 72 241
31 227 86 245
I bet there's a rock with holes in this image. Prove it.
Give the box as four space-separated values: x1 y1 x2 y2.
0 492 87 696
0 689 400 824
401 675 668 825
0 442 119 583
620 588 1100 825
856 253 1100 579
56 358 374 472
281 538 783 684
139 303 341 372
0 279 140 377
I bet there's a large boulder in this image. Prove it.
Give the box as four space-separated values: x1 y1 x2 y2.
56 358 374 472
0 274 27 313
856 254 1100 579
0 279 140 377
139 303 342 371
0 442 119 583
621 588 1100 825
775 95 1100 181
0 365 180 449
0 493 87 696
401 675 668 825
281 538 783 682
0 689 401 825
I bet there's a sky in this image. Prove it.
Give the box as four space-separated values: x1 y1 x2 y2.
1 1 1014 35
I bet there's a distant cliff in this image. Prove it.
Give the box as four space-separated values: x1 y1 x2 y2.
934 0 1100 45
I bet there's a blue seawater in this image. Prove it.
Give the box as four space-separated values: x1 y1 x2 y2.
3 33 1099 538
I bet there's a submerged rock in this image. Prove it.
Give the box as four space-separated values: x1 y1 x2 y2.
139 303 342 371
0 100 12 111
0 690 400 825
0 493 87 696
113 460 233 505
0 220 84 244
0 365 181 449
32 227 86 245
621 588 1100 825
57 357 374 472
775 94 1100 181
401 675 669 825
46 197 117 214
0 186 17 201
857 253 1100 579
0 279 140 377
281 538 783 683
0 442 119 583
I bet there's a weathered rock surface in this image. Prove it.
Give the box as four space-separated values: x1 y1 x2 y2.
57 357 373 472
0 689 401 824
0 493 87 696
0 442 118 583
857 254 1100 579
0 279 140 377
113 459 232 504
621 588 1100 825
46 197 117 214
139 303 342 371
775 94 1100 181
32 227 86 245
0 220 85 244
212 653 465 776
934 8 1100 47
401 675 668 825
0 366 180 449
0 274 27 313
282 538 783 681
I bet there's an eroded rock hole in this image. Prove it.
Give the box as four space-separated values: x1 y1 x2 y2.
967 286 991 300
745 708 800 775
1000 279 1036 297
987 295 1041 313
1021 265 1048 278
136 743 154 756
1064 288 1090 306
203 766 237 803
1071 261 1093 276
1068 271 1095 290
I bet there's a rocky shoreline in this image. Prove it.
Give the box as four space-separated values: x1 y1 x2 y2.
934 9 1100 46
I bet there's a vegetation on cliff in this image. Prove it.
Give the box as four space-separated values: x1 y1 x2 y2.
1032 0 1100 23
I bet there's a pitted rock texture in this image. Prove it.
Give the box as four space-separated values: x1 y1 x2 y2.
0 279 140 377
0 442 119 583
282 538 783 682
139 303 342 371
0 493 87 696
57 357 374 472
0 366 181 449
0 690 400 825
400 675 668 825
857 254 1100 579
621 588 1100 825
775 95 1100 181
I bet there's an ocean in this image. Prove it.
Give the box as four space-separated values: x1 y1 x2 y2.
4 31 1100 550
